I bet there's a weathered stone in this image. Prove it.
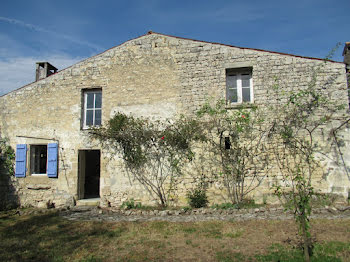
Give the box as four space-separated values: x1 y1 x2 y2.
0 32 349 209
37 202 48 209
159 210 168 216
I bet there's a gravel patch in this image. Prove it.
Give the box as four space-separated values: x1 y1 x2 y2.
58 206 350 222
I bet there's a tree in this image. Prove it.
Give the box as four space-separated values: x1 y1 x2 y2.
268 62 346 261
0 136 15 175
196 100 271 205
0 132 16 210
90 113 204 207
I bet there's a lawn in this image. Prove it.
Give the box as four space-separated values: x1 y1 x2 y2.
0 209 349 262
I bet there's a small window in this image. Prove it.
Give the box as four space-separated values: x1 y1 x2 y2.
224 137 231 150
83 89 102 128
30 145 47 175
226 68 253 104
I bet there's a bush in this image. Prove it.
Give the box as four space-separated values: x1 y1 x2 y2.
121 199 142 210
187 188 208 208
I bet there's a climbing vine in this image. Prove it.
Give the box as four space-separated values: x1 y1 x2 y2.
196 99 271 205
0 137 15 175
267 59 347 262
90 113 205 207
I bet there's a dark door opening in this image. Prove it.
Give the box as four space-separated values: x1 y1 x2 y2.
78 150 100 199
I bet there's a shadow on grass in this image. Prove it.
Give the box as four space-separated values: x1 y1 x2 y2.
0 212 113 262
217 243 347 262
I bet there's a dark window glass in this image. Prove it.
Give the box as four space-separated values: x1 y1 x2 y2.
225 137 231 150
95 93 102 108
242 74 250 87
95 110 102 126
242 88 251 102
87 93 94 108
227 88 238 102
30 145 47 174
86 110 93 126
227 75 237 88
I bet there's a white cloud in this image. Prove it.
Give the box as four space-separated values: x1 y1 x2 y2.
0 16 103 51
0 55 84 96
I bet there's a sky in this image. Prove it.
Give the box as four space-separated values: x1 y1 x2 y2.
0 0 349 96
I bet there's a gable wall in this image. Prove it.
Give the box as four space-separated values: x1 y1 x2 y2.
0 34 349 207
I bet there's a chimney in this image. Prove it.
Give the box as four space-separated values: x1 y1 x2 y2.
35 62 58 81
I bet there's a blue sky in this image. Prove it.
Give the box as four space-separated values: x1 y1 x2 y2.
0 0 349 96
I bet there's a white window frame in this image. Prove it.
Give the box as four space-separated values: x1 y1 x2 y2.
83 90 102 129
226 69 254 104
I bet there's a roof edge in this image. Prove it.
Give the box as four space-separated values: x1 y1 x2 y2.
1 31 344 98
148 31 343 64
0 32 151 98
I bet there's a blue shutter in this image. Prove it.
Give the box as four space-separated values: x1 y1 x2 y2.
47 143 58 178
15 144 27 177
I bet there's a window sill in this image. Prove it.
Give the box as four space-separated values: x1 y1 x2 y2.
225 102 256 110
81 125 101 131
31 173 47 177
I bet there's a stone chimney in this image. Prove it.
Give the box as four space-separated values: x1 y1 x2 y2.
35 62 58 81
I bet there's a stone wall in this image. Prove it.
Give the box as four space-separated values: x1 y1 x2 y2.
0 32 349 208
0 170 18 210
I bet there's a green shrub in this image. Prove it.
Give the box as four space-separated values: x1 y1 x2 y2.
121 199 142 210
187 188 208 208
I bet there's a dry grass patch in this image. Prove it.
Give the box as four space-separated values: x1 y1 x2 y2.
0 209 349 261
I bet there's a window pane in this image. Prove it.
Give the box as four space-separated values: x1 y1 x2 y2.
95 92 102 108
225 137 231 150
242 74 250 87
86 93 94 108
242 88 251 102
227 88 238 103
31 145 47 174
95 110 101 126
226 75 237 88
86 110 93 126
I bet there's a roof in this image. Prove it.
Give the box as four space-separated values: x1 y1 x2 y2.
1 31 345 97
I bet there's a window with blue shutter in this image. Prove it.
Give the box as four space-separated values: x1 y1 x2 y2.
15 144 27 177
47 143 58 178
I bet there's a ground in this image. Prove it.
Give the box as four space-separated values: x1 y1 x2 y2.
0 208 349 262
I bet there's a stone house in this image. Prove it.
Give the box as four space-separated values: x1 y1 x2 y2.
0 32 349 208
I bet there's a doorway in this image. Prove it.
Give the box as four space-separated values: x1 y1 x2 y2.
78 150 100 199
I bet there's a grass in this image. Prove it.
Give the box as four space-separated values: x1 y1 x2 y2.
0 209 349 261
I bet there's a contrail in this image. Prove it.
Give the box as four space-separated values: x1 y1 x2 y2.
0 16 103 51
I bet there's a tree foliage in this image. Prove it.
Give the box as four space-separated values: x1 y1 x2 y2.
196 100 271 205
268 62 346 261
0 137 15 175
90 113 205 207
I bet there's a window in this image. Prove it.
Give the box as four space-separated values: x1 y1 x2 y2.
30 145 47 175
224 137 231 150
83 89 102 128
15 143 58 178
226 68 253 104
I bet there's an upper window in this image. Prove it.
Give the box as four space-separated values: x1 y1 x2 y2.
226 68 253 104
83 89 102 128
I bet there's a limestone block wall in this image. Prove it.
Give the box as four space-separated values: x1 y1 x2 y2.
0 32 349 207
